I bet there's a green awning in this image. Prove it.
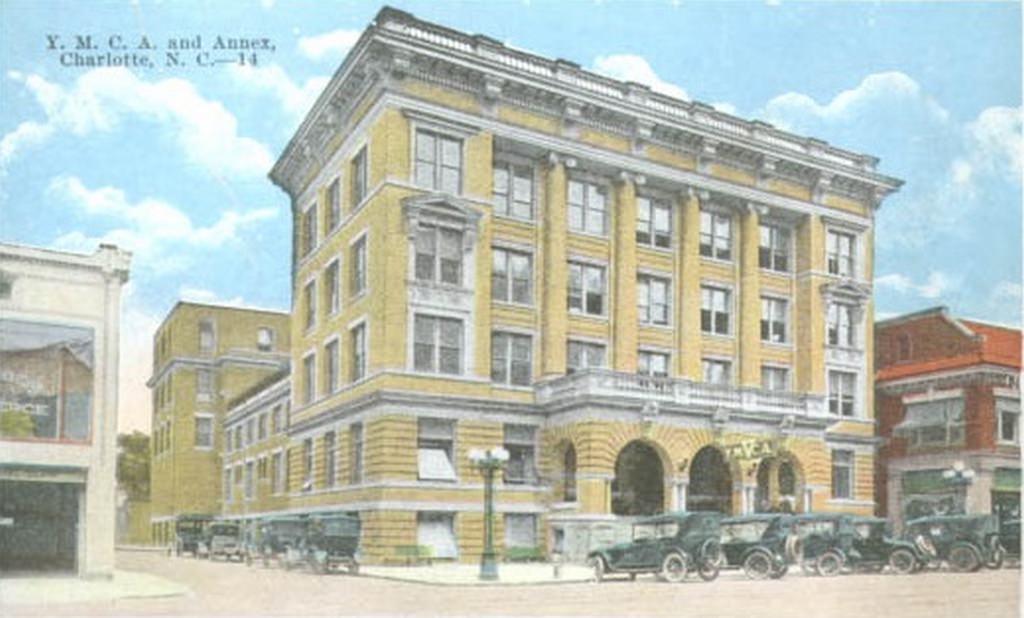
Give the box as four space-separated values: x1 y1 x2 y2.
902 469 948 494
994 468 1021 492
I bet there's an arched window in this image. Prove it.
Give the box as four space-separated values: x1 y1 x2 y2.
563 445 577 502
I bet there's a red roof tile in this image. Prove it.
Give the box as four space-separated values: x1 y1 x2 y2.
877 319 1020 382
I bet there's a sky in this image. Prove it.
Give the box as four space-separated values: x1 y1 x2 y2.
1 1 1020 434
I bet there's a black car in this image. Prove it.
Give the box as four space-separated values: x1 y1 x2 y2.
172 513 214 557
998 518 1020 562
587 512 722 583
304 514 361 574
846 516 922 574
904 514 1005 572
719 514 794 580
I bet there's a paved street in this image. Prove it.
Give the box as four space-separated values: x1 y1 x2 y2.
3 550 1019 618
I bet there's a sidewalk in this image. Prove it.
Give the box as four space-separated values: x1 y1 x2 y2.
0 569 188 607
361 562 594 586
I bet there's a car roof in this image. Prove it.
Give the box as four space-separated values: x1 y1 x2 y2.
722 514 791 524
636 511 721 524
906 514 993 525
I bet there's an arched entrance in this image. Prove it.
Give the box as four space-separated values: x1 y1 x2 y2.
611 441 664 516
755 455 801 513
687 446 733 514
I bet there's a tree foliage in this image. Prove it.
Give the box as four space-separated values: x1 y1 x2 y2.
0 407 35 437
117 430 151 500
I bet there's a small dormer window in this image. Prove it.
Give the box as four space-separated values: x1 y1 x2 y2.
257 327 274 352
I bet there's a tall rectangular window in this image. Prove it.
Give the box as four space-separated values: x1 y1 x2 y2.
271 452 283 494
324 339 339 395
271 405 282 434
638 351 670 377
351 146 368 207
827 231 856 277
760 297 789 343
324 431 336 488
503 424 537 484
245 460 255 500
828 370 857 417
350 236 367 297
699 211 732 260
196 368 213 399
194 415 213 448
199 320 215 354
350 422 363 484
568 179 607 235
325 261 340 315
302 353 316 405
701 286 731 335
414 315 463 375
492 247 532 305
302 203 318 257
415 129 462 194
759 224 791 272
491 332 532 386
326 178 341 231
761 366 790 391
246 418 255 445
493 161 533 220
999 404 1020 444
415 224 463 286
258 413 267 440
827 303 856 347
636 197 671 248
350 323 367 382
302 438 313 491
702 358 732 385
567 341 606 374
505 514 538 550
304 280 316 330
417 418 457 481
637 274 670 326
224 468 233 503
831 450 854 499
568 262 606 316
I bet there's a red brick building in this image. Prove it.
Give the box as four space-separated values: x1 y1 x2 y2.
875 307 1021 530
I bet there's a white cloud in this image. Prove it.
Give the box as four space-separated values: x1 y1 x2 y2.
228 64 329 125
179 285 245 307
297 29 362 61
875 271 959 300
963 106 1022 181
2 68 273 178
592 54 688 100
47 176 277 274
711 102 738 115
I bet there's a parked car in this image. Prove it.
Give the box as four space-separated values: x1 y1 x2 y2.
846 516 923 575
172 513 214 557
303 513 361 574
201 521 243 561
998 518 1020 563
252 516 308 568
719 514 794 580
904 514 1005 572
587 512 722 583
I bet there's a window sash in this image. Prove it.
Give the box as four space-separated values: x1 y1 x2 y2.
325 340 339 394
415 224 463 286
195 417 212 447
302 204 318 256
352 147 368 207
568 262 606 316
702 359 732 385
351 238 367 296
326 262 340 314
760 298 788 343
303 355 316 404
324 432 336 487
350 324 366 382
638 275 670 325
638 351 669 377
827 303 856 347
304 282 316 329
636 197 671 248
568 180 607 235
699 211 732 260
414 315 463 374
567 341 605 373
758 225 790 272
327 178 340 231
350 423 363 484
492 248 532 304
761 367 790 391
828 371 857 416
415 130 462 193
493 162 533 219
701 286 731 334
831 450 854 499
491 332 533 386
827 232 856 276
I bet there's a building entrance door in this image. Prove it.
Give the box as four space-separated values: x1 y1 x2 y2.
0 480 79 574
611 441 664 516
687 446 732 514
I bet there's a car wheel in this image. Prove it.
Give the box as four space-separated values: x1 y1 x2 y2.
948 544 982 573
661 552 688 584
816 551 843 577
770 563 789 579
985 539 1006 570
743 551 774 581
697 557 720 582
588 556 606 583
888 549 916 575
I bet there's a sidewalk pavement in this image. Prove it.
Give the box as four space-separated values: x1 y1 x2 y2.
0 570 188 607
361 562 595 586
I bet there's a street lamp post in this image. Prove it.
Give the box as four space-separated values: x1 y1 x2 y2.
943 460 976 514
469 447 509 581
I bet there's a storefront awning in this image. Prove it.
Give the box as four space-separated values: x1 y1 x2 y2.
994 468 1021 492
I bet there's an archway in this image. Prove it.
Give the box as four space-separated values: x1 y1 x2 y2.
754 455 802 513
687 446 733 514
611 441 664 516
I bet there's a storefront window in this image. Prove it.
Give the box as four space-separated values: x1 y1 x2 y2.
0 319 94 441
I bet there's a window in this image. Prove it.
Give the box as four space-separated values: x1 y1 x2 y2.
896 397 965 446
325 261 340 315
492 248 532 304
636 196 671 248
302 353 316 405
417 512 457 559
700 211 732 260
350 423 363 484
196 369 213 399
284 449 291 493
638 350 669 377
491 332 532 386
350 236 367 296
417 418 456 481
897 333 912 361
233 424 241 450
223 425 231 453
326 178 341 231
566 341 605 374
246 418 255 445
350 323 367 382
258 413 267 440
563 445 577 502
637 274 670 326
828 370 857 417
760 297 788 343
568 179 607 235
759 225 791 272
199 320 215 354
194 415 213 448
493 161 533 220
702 359 732 385
324 339 339 394
302 438 314 491
504 424 537 484
414 315 462 375
302 203 318 256
827 230 856 277
257 327 274 352
271 452 284 494
999 403 1019 444
761 366 790 392
245 460 255 500
568 262 606 316
351 146 368 207
224 468 233 503
415 223 463 286
324 431 337 487
831 450 854 499
303 280 316 330
271 405 282 434
505 514 537 549
701 286 731 335
827 303 857 347
415 129 462 194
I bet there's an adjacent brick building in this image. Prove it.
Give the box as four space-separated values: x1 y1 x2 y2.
875 307 1021 530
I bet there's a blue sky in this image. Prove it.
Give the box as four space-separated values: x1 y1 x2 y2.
1 1 1020 432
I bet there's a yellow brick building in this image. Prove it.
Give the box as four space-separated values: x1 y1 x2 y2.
147 302 290 545
226 7 903 563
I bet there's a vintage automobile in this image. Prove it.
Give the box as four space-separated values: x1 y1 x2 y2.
252 516 308 568
172 513 214 557
904 514 1006 572
587 512 722 583
846 516 923 574
998 518 1020 562
201 521 243 561
792 514 923 576
719 514 794 580
303 513 361 574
